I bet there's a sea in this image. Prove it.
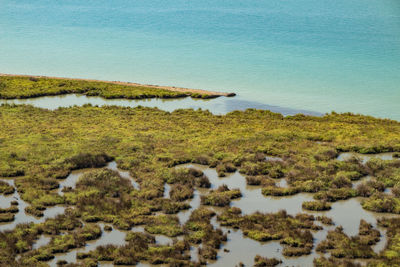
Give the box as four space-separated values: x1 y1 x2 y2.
0 0 399 120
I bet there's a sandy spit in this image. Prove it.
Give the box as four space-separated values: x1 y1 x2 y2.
0 73 236 97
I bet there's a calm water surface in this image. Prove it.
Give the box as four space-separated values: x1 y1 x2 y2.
1 0 399 120
0 94 321 116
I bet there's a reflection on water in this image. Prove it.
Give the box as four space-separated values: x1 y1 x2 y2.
58 168 91 196
32 235 51 250
211 228 282 266
352 175 373 189
177 189 202 225
373 228 387 254
337 152 395 164
277 178 288 188
265 156 284 162
163 183 171 199
0 94 321 116
326 198 395 237
154 234 174 246
190 245 201 264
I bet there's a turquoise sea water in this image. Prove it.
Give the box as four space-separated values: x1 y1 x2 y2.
0 0 399 120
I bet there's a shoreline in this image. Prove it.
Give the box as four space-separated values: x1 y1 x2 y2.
0 73 236 97
0 93 323 117
2 73 396 122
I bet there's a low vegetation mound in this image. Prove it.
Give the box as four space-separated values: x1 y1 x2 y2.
302 201 331 211
201 185 242 207
218 208 318 256
316 221 380 259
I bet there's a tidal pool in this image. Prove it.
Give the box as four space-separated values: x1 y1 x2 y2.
49 223 176 267
58 161 139 196
49 223 128 267
337 152 396 163
209 216 331 267
174 163 398 266
177 188 202 225
2 154 398 266
32 235 51 250
163 183 171 199
352 175 373 189
0 178 66 232
106 161 140 190
58 168 92 196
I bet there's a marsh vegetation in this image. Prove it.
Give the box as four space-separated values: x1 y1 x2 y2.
0 75 222 100
0 88 400 266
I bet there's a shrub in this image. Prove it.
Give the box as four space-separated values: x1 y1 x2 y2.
0 180 15 194
362 193 400 214
0 213 14 222
314 188 357 202
169 184 194 201
392 184 400 197
316 226 377 258
0 206 19 213
332 175 352 188
144 215 183 237
201 185 241 207
262 186 299 196
104 225 113 232
195 175 211 188
64 153 113 170
246 176 275 186
302 201 331 211
254 255 282 266
218 209 316 257
316 216 334 225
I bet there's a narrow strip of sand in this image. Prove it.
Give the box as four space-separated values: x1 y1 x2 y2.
0 73 236 97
